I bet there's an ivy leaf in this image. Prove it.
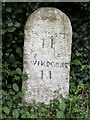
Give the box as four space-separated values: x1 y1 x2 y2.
16 47 22 54
9 54 15 63
10 90 15 95
59 101 66 111
71 60 82 65
6 7 12 12
7 27 16 32
17 92 24 98
21 111 30 118
56 111 65 118
76 50 82 56
21 74 28 81
3 106 10 115
15 68 22 75
15 75 20 80
19 109 25 114
7 101 12 108
13 83 19 92
13 109 19 118
14 22 20 28
0 29 7 35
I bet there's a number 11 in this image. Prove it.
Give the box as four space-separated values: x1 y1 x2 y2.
41 70 52 79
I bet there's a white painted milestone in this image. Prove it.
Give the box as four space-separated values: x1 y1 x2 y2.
22 7 72 104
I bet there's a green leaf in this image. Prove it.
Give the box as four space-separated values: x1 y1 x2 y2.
59 101 66 111
11 14 15 19
8 22 13 27
13 109 19 118
9 54 15 63
13 92 24 100
21 74 28 81
13 83 19 92
40 107 46 113
7 27 16 32
15 68 22 75
14 22 20 28
3 106 10 115
71 60 82 65
0 29 7 35
15 75 20 80
17 92 24 98
56 111 65 118
21 111 30 118
7 101 12 108
16 47 22 54
6 7 12 12
10 90 15 95
19 109 25 114
76 50 82 56
7 49 12 52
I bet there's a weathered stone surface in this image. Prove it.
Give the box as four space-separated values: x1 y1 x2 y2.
22 7 72 104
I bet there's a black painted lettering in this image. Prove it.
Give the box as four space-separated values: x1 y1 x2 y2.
41 61 45 66
51 39 53 48
33 60 37 65
42 39 44 48
51 62 54 67
37 61 40 66
64 63 68 68
41 70 43 79
47 61 50 67
49 71 51 79
57 54 60 57
32 59 68 68
59 33 65 39
65 65 68 68
49 62 53 67
55 62 59 67
63 33 65 39
41 71 51 79
50 36 53 48
61 63 64 67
